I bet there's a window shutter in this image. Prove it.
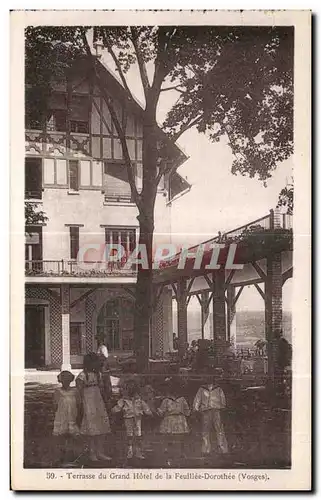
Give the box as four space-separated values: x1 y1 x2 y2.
69 161 79 191
104 162 131 202
70 226 79 260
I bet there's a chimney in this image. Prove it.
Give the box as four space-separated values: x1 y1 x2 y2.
93 39 104 59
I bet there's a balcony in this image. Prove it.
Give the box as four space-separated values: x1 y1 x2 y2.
25 260 137 279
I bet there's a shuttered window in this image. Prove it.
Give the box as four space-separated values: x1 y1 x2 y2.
69 160 79 191
70 226 80 260
25 157 42 199
103 162 131 202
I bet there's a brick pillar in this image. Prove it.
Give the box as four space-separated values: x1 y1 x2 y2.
227 285 236 346
265 252 283 383
177 278 188 359
61 284 71 371
212 269 227 364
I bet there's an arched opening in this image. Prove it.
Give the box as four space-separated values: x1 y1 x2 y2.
96 297 134 352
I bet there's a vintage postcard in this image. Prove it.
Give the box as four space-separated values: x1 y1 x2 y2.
10 9 311 491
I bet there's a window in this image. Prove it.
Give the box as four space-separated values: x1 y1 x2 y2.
105 227 136 258
97 298 134 351
46 109 67 132
103 162 132 202
69 160 79 191
70 120 89 133
25 158 42 199
70 95 89 134
69 226 80 260
70 323 82 355
45 93 89 133
25 226 43 270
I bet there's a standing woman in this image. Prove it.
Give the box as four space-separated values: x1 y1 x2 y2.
76 353 112 462
96 335 112 402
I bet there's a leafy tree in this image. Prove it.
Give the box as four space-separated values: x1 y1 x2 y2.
25 202 48 227
25 26 293 370
277 184 293 215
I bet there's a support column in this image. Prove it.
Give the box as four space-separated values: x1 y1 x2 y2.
61 284 71 371
265 252 283 383
227 285 237 347
199 291 210 340
212 269 227 364
177 278 188 359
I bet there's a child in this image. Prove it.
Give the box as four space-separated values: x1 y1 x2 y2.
157 377 190 466
53 370 80 465
193 376 228 456
76 353 112 462
96 335 112 401
112 379 152 460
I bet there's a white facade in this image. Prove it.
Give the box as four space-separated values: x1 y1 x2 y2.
25 56 189 369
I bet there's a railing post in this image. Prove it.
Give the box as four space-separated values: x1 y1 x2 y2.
61 259 64 273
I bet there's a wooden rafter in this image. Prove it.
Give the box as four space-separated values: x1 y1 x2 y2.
171 282 178 299
225 269 236 287
251 261 267 281
70 289 96 309
203 274 213 289
282 267 293 285
254 283 266 301
124 287 136 299
186 277 196 296
233 286 244 308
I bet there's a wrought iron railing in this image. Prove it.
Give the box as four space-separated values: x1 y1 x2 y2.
25 260 137 277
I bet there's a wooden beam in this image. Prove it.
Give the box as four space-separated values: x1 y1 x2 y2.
254 283 266 301
171 282 178 299
282 267 293 285
70 289 95 309
124 287 136 299
186 276 196 296
225 269 236 288
195 293 202 307
204 274 213 289
232 286 244 308
252 261 267 281
230 277 264 288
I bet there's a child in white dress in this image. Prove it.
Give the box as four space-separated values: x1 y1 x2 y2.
53 370 80 465
112 380 152 460
76 353 112 462
157 377 190 465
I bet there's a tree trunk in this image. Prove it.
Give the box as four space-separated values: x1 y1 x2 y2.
134 219 154 372
134 111 158 372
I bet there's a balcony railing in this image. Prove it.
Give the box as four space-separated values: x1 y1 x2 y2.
25 260 137 278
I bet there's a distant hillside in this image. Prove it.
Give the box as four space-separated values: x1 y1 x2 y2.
184 309 292 347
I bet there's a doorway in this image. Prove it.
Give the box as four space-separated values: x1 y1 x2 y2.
25 305 46 368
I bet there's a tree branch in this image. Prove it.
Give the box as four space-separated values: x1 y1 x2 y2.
100 30 135 102
80 30 141 208
172 114 202 141
130 27 150 101
160 84 185 93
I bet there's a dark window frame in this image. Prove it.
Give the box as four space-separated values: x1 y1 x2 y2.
69 226 80 260
69 160 80 191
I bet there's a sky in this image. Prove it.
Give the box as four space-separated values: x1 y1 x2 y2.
101 44 293 312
